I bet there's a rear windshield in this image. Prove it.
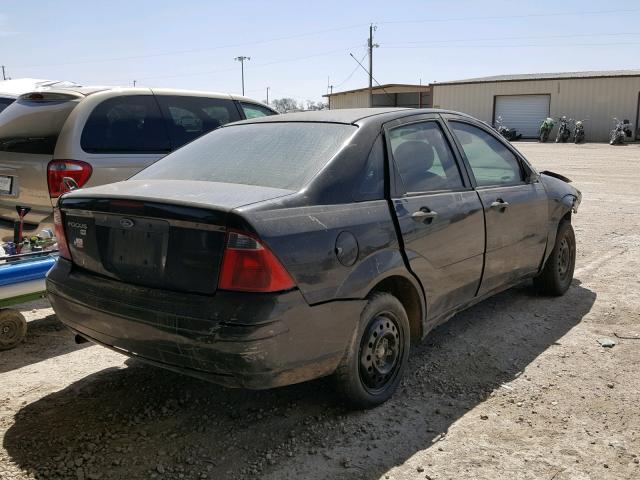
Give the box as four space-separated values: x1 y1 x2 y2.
0 96 78 154
133 122 356 190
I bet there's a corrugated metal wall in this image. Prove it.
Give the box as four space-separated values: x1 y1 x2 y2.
432 77 640 142
328 86 432 110
329 91 369 109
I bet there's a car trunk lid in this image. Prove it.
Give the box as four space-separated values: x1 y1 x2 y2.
59 180 293 295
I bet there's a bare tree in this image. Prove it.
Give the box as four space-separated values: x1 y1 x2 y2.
271 98 299 113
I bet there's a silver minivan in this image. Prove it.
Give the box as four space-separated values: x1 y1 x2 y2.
0 86 276 239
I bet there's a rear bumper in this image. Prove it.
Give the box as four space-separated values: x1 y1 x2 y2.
46 259 364 389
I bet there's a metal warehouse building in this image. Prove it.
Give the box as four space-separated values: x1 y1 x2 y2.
432 70 640 142
325 83 431 110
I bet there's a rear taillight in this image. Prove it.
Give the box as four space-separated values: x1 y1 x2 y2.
47 160 93 198
218 230 294 293
53 207 71 260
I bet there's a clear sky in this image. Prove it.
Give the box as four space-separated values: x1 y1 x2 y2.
1 1 639 104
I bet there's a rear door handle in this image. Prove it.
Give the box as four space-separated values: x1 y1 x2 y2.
490 199 510 209
411 208 438 221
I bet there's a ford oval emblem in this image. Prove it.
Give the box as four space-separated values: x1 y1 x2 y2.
120 218 135 229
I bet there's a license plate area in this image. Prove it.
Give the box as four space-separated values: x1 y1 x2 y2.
95 214 169 284
0 175 14 195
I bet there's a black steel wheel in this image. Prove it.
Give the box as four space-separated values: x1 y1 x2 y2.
534 221 576 296
335 292 410 409
358 312 403 394
0 309 27 351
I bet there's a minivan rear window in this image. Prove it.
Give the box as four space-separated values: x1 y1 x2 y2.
0 97 79 154
81 95 170 154
0 97 14 114
133 122 356 190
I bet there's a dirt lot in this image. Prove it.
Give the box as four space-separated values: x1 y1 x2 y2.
1 142 639 480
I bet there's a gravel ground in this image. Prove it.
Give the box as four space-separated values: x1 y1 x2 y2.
1 142 639 480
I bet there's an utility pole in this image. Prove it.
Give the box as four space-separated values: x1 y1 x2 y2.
133 80 137 87
234 56 250 95
367 24 378 107
266 86 270 104
328 85 333 110
1 66 6 81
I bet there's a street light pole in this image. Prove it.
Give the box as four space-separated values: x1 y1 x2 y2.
234 56 250 95
266 86 270 104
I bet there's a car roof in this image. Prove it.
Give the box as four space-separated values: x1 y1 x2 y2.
229 108 472 126
14 86 273 109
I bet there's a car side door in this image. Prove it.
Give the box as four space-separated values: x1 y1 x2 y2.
385 115 485 322
444 116 548 295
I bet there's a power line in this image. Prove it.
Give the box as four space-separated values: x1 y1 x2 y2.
13 23 367 70
333 51 367 89
378 8 640 25
89 46 361 84
348 52 394 103
384 31 640 47
15 9 638 70
380 41 640 50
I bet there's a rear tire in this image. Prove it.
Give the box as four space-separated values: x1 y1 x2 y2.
334 292 410 409
0 309 27 350
534 222 576 296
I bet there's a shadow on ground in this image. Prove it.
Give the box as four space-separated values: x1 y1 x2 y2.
3 281 596 480
0 312 90 374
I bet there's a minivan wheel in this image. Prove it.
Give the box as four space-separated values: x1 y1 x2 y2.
334 292 410 409
0 309 27 351
534 221 576 296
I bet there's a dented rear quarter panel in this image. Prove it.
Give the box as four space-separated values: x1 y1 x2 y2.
539 172 582 262
240 200 410 306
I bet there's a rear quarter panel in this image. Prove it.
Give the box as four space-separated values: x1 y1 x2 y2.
239 200 412 305
539 173 581 263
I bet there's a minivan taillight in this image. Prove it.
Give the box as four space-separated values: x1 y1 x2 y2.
47 160 92 198
53 207 71 260
218 231 294 293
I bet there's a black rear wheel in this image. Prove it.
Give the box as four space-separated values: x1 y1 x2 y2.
534 221 576 296
335 292 410 409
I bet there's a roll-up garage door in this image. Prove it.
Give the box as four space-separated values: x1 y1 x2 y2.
494 95 550 138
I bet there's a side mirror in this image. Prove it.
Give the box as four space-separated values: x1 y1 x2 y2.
527 171 540 183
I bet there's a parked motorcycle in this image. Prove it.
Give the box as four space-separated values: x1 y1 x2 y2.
539 117 555 142
573 119 587 144
609 117 633 145
494 116 522 141
555 116 571 143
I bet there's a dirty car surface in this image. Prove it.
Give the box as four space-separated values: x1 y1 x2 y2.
46 108 581 408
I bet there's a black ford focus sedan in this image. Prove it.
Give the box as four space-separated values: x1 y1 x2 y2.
47 108 581 408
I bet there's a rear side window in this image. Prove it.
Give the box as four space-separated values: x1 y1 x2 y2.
389 121 464 193
355 135 385 201
134 122 356 191
81 95 170 154
156 95 241 149
240 102 276 119
0 95 79 154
